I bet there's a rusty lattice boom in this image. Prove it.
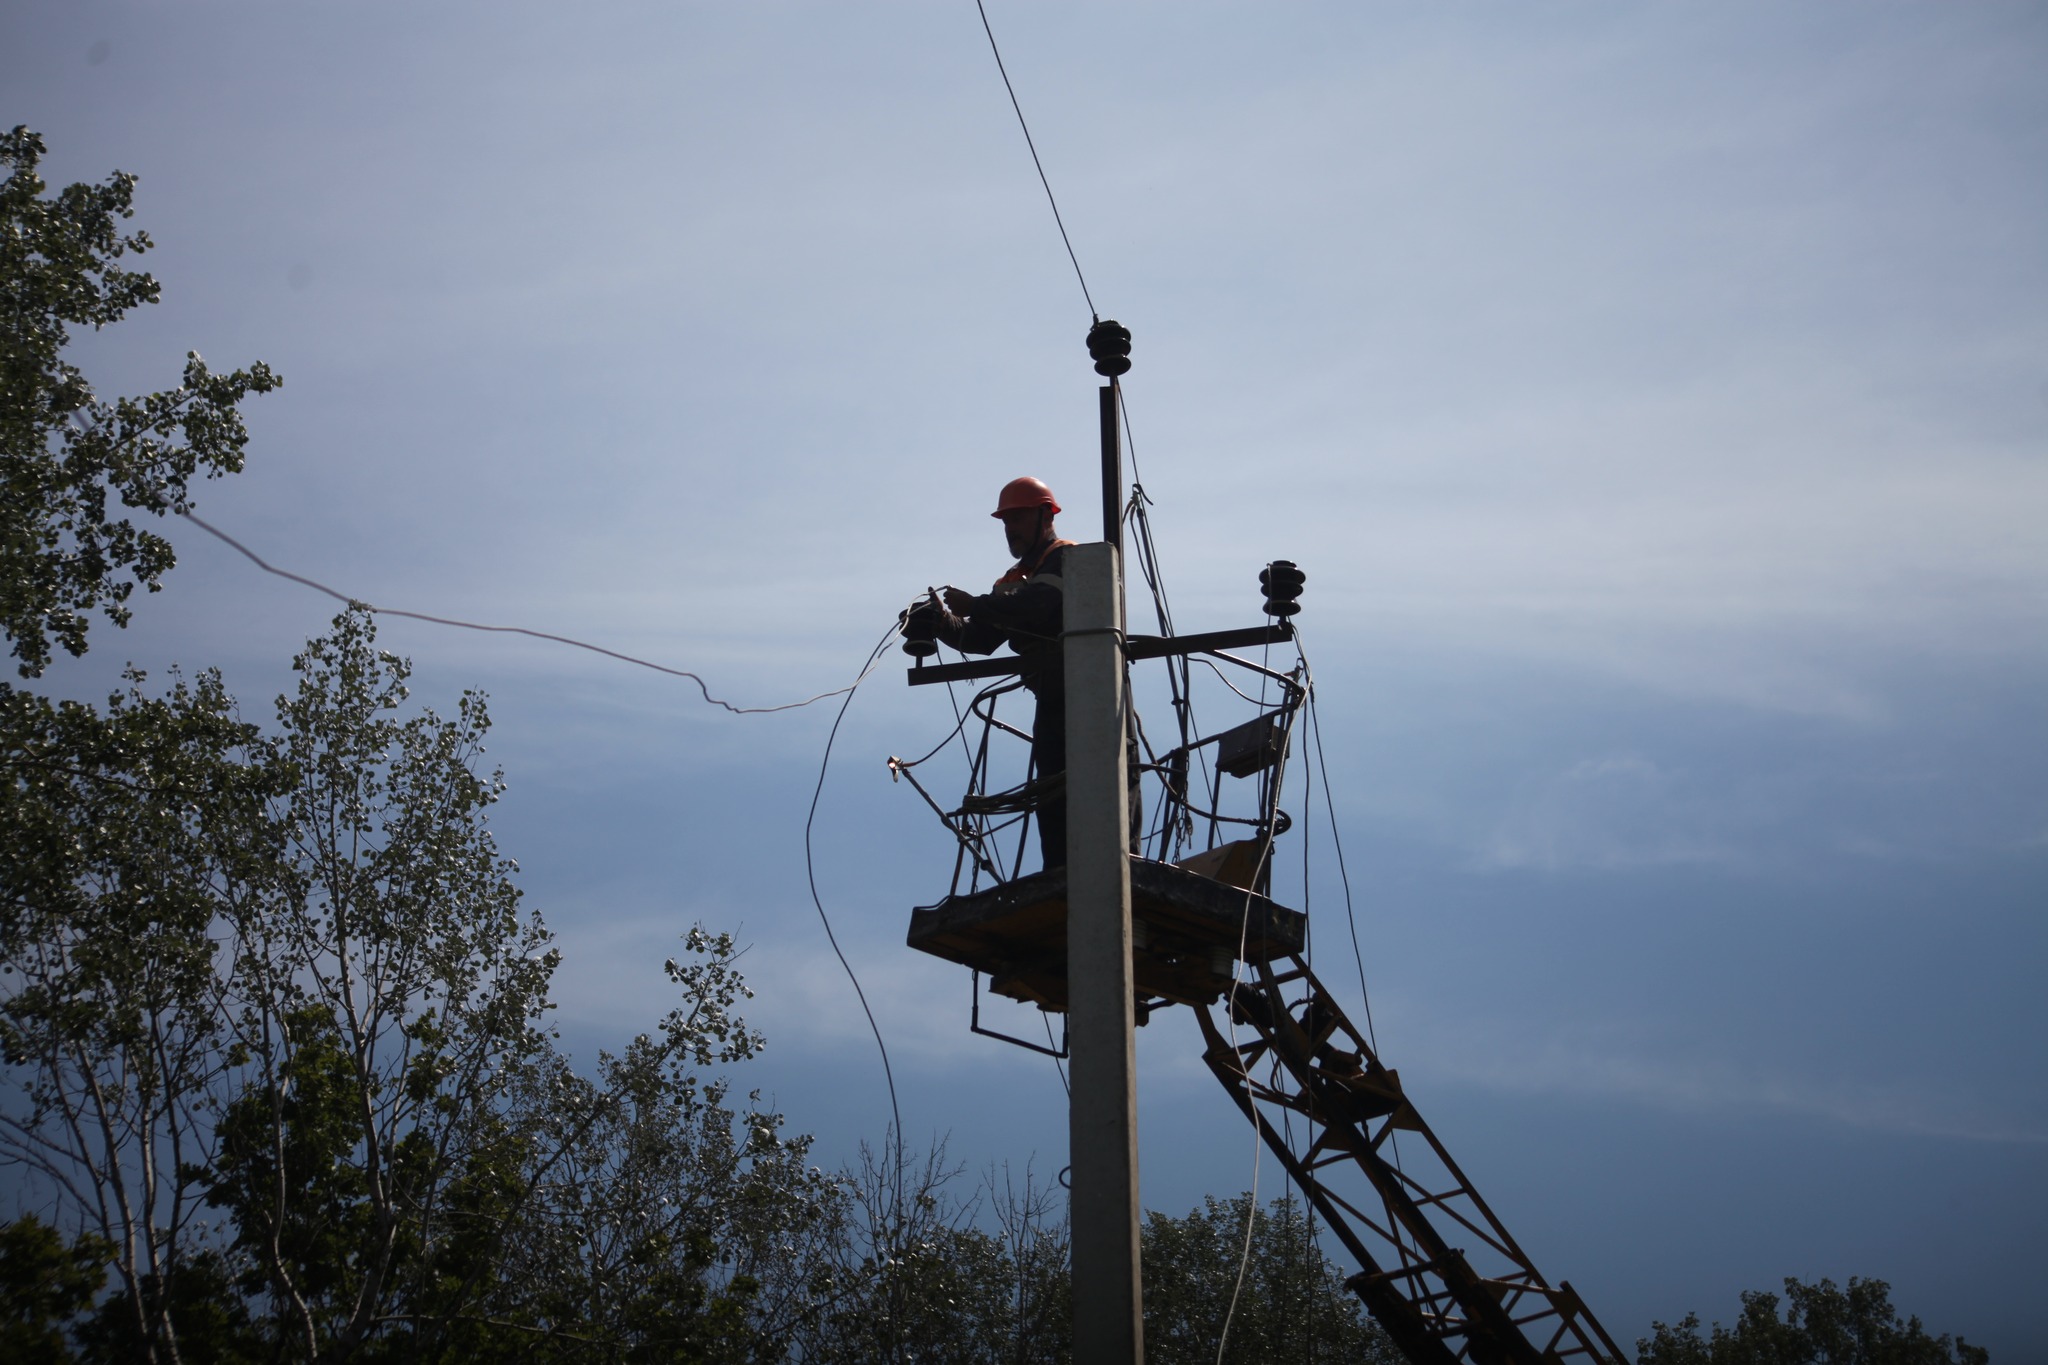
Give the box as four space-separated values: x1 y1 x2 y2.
1197 952 1630 1365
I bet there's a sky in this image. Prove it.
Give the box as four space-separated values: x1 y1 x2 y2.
6 0 2046 1355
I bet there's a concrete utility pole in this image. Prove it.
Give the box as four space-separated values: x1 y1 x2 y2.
1064 540 1142 1364
1069 319 1143 1364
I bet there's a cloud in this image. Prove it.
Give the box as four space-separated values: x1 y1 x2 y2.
1409 1020 2048 1146
548 899 1009 1072
1479 753 1737 872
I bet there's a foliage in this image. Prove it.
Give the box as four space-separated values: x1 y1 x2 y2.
1142 1193 1399 1365
0 1216 108 1364
1637 1276 1989 1365
0 125 278 677
463 932 843 1362
792 1142 1071 1364
0 668 281 1363
783 1166 1391 1365
202 609 559 1358
2 610 838 1363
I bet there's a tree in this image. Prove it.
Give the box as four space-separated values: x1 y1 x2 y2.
0 668 282 1365
0 125 278 677
0 122 287 1365
1141 1193 1399 1365
794 1141 1071 1365
0 1216 108 1364
198 608 558 1358
4 607 846 1363
442 926 843 1363
1637 1276 1989 1365
194 608 846 1362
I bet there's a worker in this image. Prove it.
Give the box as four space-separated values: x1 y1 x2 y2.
932 476 1074 868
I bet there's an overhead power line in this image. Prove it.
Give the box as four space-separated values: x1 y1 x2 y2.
178 510 858 716
973 0 1096 318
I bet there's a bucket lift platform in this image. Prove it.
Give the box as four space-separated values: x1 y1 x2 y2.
905 847 1305 1013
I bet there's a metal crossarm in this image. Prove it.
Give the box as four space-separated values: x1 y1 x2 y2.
1196 953 1631 1365
905 622 1295 686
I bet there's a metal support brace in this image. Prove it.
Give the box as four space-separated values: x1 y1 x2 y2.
1195 953 1630 1365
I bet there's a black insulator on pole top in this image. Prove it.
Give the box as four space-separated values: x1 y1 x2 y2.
1086 318 1133 377
1261 560 1306 617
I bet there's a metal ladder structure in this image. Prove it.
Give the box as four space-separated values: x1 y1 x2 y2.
1197 951 1630 1365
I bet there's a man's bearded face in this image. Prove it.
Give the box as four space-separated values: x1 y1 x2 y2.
1002 508 1046 559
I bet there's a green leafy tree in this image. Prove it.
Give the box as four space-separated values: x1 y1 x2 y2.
5 604 847 1363
72 1248 263 1365
0 125 278 677
199 608 561 1358
429 927 843 1364
0 670 282 1365
199 609 839 1363
1142 1193 1399 1365
1637 1276 1989 1365
795 1142 1070 1365
787 1177 1397 1365
0 1215 108 1364
0 123 286 1364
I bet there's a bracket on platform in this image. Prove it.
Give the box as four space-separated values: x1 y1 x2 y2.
971 970 1069 1058
906 622 1294 686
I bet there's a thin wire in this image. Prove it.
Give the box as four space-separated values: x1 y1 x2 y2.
942 674 977 768
1044 1013 1070 1098
972 0 1096 318
896 679 1026 771
1123 496 1204 852
1298 644 1379 1053
1119 389 1209 850
1217 1143 1264 1365
1296 708 1323 1360
1300 635 1404 1193
804 624 907 1190
1192 655 1267 706
180 510 856 716
1218 650 1294 1365
1116 380 1147 500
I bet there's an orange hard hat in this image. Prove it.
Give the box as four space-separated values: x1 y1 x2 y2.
993 477 1060 518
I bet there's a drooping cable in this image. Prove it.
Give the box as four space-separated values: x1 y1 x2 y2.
894 680 1026 774
804 623 910 1203
971 0 1097 318
1216 1125 1265 1365
1191 655 1266 706
180 510 857 716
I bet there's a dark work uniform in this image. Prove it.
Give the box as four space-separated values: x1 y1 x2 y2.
935 539 1073 869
